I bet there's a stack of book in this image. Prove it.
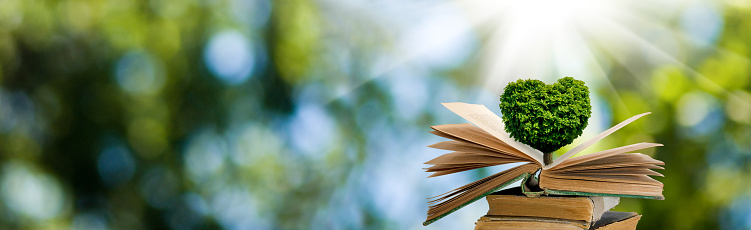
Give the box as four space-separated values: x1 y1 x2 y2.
422 103 664 228
474 187 641 230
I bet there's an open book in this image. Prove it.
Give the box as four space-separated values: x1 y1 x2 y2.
423 103 664 226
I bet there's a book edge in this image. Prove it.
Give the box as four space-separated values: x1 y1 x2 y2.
477 215 590 229
544 189 664 200
441 102 544 164
484 194 596 228
546 112 651 169
423 172 531 226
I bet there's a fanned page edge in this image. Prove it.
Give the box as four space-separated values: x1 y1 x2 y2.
550 143 664 170
430 124 537 162
423 163 540 226
441 102 544 164
540 147 665 199
545 112 652 169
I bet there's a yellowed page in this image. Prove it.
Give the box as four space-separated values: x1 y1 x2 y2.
430 124 534 161
441 102 544 164
545 113 652 169
425 152 527 165
551 143 663 170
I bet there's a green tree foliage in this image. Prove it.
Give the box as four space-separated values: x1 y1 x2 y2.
499 77 592 154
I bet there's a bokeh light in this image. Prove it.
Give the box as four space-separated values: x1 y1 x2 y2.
287 101 335 157
115 51 166 95
1 161 65 221
139 167 179 209
184 129 227 183
681 1 724 46
97 144 136 188
71 212 109 230
204 30 255 85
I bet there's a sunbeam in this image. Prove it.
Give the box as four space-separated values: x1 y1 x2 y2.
586 10 740 99
455 0 751 109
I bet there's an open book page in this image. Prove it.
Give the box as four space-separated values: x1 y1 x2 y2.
545 112 652 169
552 154 664 171
430 124 536 162
441 102 544 164
541 149 665 199
559 154 664 170
424 138 531 177
424 163 539 226
558 167 663 177
550 143 663 170
428 141 526 159
425 152 528 165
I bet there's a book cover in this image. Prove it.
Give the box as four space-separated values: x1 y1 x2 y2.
485 188 620 224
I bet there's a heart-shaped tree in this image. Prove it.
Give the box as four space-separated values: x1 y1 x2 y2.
499 77 591 165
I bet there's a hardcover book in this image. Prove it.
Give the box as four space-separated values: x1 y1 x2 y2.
474 211 641 230
485 188 620 227
475 187 622 229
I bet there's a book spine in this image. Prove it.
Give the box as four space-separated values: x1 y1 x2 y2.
520 174 545 197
